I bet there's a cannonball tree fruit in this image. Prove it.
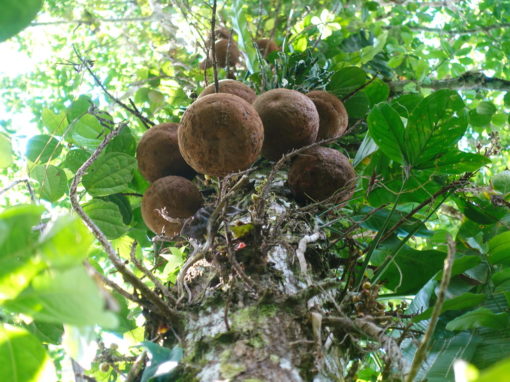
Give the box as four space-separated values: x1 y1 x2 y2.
211 39 240 67
141 175 203 236
255 38 279 58
288 146 356 204
253 88 319 161
136 122 196 182
306 90 348 140
178 93 264 177
198 79 257 104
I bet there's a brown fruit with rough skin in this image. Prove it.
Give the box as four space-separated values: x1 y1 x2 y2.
178 93 264 176
253 88 319 161
136 123 196 182
256 38 279 58
210 39 240 67
141 176 203 235
288 146 356 203
306 90 348 140
198 79 256 104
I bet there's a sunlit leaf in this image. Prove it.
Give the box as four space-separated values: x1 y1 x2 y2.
30 165 67 202
83 199 129 239
367 103 406 163
446 308 509 331
0 0 43 42
82 152 136 196
26 135 62 163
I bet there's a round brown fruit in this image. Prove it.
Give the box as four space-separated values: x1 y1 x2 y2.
256 39 279 58
211 39 240 67
288 146 356 204
178 93 264 177
136 122 196 182
253 88 319 161
306 90 348 140
141 176 203 235
198 79 256 104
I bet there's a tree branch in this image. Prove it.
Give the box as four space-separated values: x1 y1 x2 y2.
386 22 510 36
405 235 456 382
70 124 181 322
30 16 153 27
72 45 154 129
390 72 510 93
0 178 36 204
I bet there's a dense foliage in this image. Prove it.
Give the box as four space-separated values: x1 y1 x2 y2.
1 0 510 381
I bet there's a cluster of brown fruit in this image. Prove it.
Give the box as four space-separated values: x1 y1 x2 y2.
200 29 280 69
137 79 356 237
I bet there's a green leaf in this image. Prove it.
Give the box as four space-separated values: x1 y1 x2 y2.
344 91 369 119
327 66 367 98
492 171 510 195
82 152 136 196
405 90 467 166
25 135 62 163
83 199 129 239
416 151 491 174
470 109 492 127
488 231 510 265
231 0 259 73
446 308 509 331
363 78 390 106
4 267 118 328
105 127 136 155
0 324 55 382
101 194 132 225
353 134 378 167
477 102 496 116
140 343 183 382
372 242 446 295
414 293 486 322
504 93 510 106
66 95 92 123
42 109 68 136
492 269 510 286
367 103 406 163
390 93 423 118
30 165 67 202
25 321 64 345
62 149 90 172
476 358 510 382
0 134 13 168
70 114 104 148
39 215 94 269
0 0 43 42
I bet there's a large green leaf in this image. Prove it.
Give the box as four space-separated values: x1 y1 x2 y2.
30 165 67 202
476 358 510 382
446 308 509 331
367 103 406 163
140 343 183 382
83 199 129 239
0 324 56 382
0 0 43 42
41 109 68 136
372 243 446 294
343 91 369 119
70 114 104 148
414 293 486 322
0 134 13 168
231 0 259 73
327 66 367 98
405 90 467 166
4 267 118 328
416 150 491 174
39 215 94 269
61 149 90 172
82 152 136 196
25 135 62 163
488 231 510 265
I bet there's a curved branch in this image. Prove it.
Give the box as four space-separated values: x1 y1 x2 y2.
30 16 153 27
390 72 510 93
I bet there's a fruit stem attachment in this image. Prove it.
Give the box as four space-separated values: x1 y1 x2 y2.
210 0 220 93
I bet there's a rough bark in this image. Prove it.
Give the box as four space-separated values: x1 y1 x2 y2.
390 72 510 93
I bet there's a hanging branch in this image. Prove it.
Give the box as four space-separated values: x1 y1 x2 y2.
72 45 154 129
0 178 36 204
69 124 181 321
390 72 510 94
211 0 220 92
405 236 457 382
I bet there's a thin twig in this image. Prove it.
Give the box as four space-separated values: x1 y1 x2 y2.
405 236 456 382
0 178 36 204
84 261 138 303
129 241 177 305
211 0 219 93
72 45 154 128
69 125 180 321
